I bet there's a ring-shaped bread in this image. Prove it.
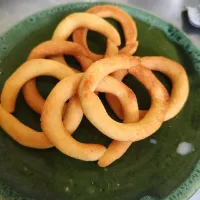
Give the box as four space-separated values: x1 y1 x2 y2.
1 59 74 113
23 40 92 114
73 5 138 61
52 12 121 64
78 55 169 142
0 59 77 148
106 56 189 121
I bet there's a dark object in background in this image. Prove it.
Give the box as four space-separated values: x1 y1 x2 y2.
186 5 200 27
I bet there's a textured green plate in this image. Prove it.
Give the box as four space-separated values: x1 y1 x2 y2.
0 1 200 200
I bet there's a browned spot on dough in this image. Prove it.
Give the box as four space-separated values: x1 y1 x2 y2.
83 75 95 91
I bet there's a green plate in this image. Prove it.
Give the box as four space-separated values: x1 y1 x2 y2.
0 1 200 200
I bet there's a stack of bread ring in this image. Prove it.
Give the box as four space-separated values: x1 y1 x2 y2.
0 5 189 167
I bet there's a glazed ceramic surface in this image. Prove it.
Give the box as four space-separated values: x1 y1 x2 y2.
0 2 200 200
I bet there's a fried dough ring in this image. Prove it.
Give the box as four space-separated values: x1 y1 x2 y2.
23 40 93 114
41 73 138 161
1 59 75 113
52 13 120 44
0 59 77 148
51 12 121 64
106 56 189 121
73 5 138 61
78 55 169 142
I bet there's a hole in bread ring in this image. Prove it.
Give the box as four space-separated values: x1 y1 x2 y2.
41 73 139 161
23 41 93 114
106 56 189 121
73 5 138 61
52 12 121 64
78 55 169 142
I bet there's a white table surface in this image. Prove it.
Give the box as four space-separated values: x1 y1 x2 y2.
0 0 199 199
